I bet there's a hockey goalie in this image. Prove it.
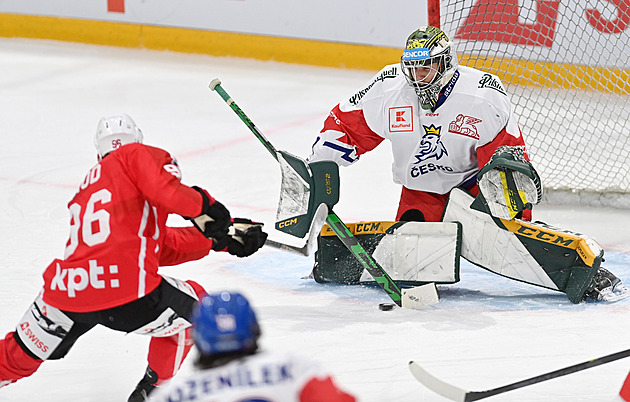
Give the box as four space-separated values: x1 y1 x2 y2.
304 26 628 304
311 147 628 304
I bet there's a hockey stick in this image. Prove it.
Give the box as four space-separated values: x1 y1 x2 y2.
264 238 310 256
409 348 630 401
209 78 403 306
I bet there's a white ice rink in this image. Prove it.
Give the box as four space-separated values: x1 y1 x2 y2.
1 38 629 401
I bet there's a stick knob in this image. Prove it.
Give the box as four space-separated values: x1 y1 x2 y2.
209 78 222 91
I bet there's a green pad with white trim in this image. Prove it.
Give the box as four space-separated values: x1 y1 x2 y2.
313 221 461 286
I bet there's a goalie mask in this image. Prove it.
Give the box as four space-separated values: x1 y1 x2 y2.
95 114 144 158
401 26 458 110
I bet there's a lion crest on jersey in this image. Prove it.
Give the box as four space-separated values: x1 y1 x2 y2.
414 125 448 163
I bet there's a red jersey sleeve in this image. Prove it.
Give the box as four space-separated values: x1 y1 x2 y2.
322 104 385 157
299 376 356 402
476 126 529 169
159 227 214 266
119 143 203 218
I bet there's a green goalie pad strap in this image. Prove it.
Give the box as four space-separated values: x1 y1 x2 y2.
313 221 461 286
275 151 339 238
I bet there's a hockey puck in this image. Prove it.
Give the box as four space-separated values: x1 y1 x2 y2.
379 303 395 311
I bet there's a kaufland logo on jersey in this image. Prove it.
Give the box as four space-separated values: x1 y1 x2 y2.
402 48 430 61
389 106 413 132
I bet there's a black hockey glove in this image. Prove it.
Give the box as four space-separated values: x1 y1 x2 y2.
212 218 268 257
189 186 232 240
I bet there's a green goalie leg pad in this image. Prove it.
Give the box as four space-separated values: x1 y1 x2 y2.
563 258 602 304
313 222 396 284
445 189 603 303
312 221 461 286
497 219 603 303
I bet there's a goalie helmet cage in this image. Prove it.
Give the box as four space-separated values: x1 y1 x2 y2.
429 0 630 208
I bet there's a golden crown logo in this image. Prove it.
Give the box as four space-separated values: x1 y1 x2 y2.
423 124 441 136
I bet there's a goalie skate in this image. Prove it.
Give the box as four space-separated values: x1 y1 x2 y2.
584 268 630 303
598 284 630 302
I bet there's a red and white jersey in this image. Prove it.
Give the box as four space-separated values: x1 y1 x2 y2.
308 64 528 195
42 143 212 312
148 351 356 402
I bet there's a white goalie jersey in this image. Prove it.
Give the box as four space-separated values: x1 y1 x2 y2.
308 64 529 195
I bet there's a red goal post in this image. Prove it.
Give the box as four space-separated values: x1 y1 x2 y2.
429 0 630 207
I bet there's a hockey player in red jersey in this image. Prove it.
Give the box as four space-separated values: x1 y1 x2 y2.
0 114 268 401
617 371 630 402
148 291 356 402
307 26 627 303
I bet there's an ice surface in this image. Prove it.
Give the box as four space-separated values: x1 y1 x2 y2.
1 38 629 401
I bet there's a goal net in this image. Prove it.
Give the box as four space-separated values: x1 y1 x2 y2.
435 0 630 207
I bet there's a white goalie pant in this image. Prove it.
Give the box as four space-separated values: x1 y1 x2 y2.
443 188 603 290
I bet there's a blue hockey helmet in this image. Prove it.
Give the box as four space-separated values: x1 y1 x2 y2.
192 291 261 355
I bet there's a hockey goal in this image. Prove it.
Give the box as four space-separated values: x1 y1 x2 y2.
431 0 630 207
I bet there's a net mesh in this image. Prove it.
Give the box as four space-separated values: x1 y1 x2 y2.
439 0 630 205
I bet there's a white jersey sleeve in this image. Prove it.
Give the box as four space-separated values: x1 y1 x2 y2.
308 65 402 166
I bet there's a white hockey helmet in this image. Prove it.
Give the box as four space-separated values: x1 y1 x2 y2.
401 26 458 110
94 114 144 158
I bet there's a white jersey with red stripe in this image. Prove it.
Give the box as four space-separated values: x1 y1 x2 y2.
148 350 356 402
308 64 528 195
41 143 208 312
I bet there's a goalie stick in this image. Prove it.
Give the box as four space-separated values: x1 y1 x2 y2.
264 238 311 256
409 347 630 401
209 78 404 306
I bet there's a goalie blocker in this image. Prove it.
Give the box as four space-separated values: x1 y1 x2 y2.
312 188 624 303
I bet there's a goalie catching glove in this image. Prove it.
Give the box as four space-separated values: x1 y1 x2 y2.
476 146 542 220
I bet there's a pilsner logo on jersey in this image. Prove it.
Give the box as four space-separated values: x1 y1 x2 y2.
349 67 397 106
478 74 506 95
